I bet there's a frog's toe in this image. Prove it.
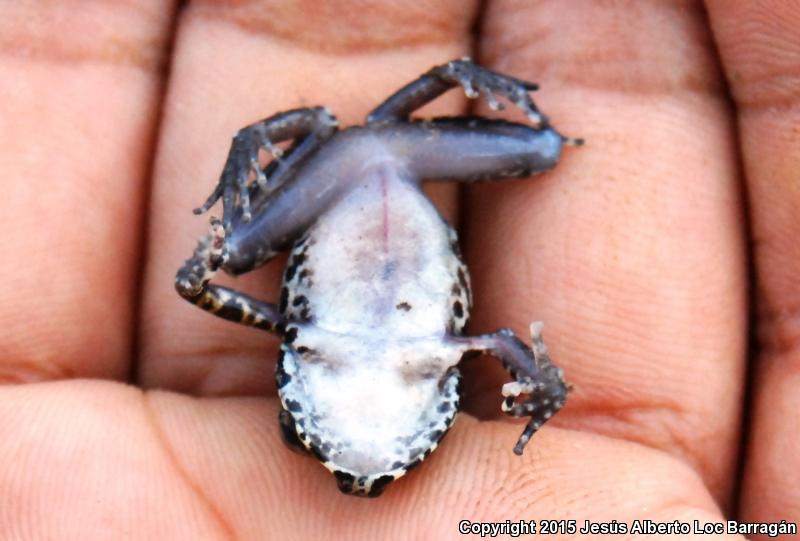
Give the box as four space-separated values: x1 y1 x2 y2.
498 322 569 454
476 83 505 111
250 157 269 190
193 182 223 215
439 58 548 128
501 374 568 455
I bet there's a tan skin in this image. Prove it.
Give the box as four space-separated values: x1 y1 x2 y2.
1 1 797 539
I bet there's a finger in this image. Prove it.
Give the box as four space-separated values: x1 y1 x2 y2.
138 0 477 394
0 381 235 538
0 380 746 540
0 3 174 382
705 0 800 531
463 0 746 506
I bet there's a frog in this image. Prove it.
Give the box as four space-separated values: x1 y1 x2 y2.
175 59 581 497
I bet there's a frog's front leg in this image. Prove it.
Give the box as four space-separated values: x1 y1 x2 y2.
195 106 338 230
175 218 284 333
454 322 569 455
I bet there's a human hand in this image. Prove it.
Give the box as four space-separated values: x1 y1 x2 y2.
1 1 797 539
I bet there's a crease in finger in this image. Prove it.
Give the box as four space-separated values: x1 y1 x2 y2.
0 1 181 383
141 390 235 540
706 0 800 531
189 0 476 54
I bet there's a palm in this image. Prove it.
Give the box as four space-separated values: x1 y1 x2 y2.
2 2 797 540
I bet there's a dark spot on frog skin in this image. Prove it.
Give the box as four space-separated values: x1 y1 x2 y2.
334 471 355 493
276 368 291 388
216 304 243 321
275 350 291 388
437 401 451 413
457 268 468 289
278 409 307 455
284 326 298 343
254 319 274 331
368 475 395 497
391 461 404 469
451 284 461 296
396 302 412 311
279 286 289 313
296 346 310 354
285 252 306 281
309 433 323 449
429 429 443 441
286 398 303 412
310 443 328 463
453 300 464 318
292 295 308 307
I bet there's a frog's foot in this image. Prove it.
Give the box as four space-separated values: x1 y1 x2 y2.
193 126 283 226
499 322 569 455
432 58 547 127
193 107 339 230
175 219 283 333
456 322 569 455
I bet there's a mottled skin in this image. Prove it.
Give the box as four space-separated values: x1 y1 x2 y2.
176 59 579 497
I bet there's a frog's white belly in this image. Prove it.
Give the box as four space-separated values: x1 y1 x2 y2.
279 328 462 475
301 167 458 337
276 166 470 480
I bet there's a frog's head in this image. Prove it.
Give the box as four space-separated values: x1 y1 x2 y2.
276 343 461 497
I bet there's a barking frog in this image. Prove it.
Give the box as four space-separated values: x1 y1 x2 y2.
176 59 580 497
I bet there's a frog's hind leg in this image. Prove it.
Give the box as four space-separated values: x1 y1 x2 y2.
176 108 339 331
175 218 284 333
368 58 559 129
195 106 338 231
454 322 569 455
368 59 581 183
399 117 573 183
